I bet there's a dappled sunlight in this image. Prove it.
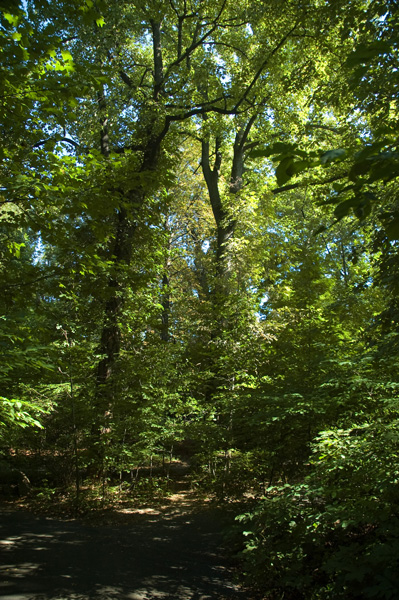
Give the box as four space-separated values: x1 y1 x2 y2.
0 561 40 577
3 0 396 597
0 502 246 600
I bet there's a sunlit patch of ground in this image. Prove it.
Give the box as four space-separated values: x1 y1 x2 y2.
0 460 218 528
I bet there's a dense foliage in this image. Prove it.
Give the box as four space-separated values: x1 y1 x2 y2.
1 0 398 597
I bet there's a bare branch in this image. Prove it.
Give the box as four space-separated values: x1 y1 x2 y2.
201 40 249 58
164 94 229 111
169 0 180 19
162 0 229 86
33 137 81 150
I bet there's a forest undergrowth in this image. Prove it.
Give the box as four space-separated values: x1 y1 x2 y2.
1 0 399 598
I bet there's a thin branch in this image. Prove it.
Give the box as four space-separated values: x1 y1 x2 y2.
233 24 298 113
163 23 218 80
272 173 346 195
33 137 82 150
244 140 261 152
203 40 249 58
165 102 241 123
3 272 58 290
139 68 152 89
162 0 228 85
169 0 180 19
305 123 346 134
165 94 229 111
238 113 259 152
119 70 133 87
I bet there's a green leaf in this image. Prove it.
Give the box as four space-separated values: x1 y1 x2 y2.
320 149 346 164
61 49 73 63
384 218 399 241
346 41 395 68
272 142 296 154
291 159 311 176
333 198 358 220
349 159 373 180
249 148 273 159
2 12 20 26
250 142 296 159
275 156 295 186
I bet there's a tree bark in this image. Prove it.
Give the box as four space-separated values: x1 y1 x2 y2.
161 272 170 342
201 116 256 282
199 117 258 409
95 19 169 395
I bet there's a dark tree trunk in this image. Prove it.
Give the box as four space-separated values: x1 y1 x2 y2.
161 272 170 342
201 116 257 283
95 19 168 394
93 23 170 456
199 117 258 407
201 136 234 282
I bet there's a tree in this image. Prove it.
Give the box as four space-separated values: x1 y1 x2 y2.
2 10 399 596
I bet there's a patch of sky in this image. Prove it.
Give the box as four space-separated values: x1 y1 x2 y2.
247 283 269 319
32 235 45 265
201 240 210 253
119 104 140 124
256 292 269 321
204 43 231 85
346 109 372 140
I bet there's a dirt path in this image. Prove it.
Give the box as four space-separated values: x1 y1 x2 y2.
0 491 249 600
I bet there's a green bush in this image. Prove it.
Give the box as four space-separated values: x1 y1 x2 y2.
237 417 399 599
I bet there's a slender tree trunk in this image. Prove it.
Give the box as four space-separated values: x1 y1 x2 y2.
201 116 257 283
93 22 170 475
161 272 171 342
200 117 258 416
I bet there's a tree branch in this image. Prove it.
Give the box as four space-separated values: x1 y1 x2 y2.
233 24 298 113
119 70 133 87
162 0 229 86
3 272 59 290
272 173 346 195
33 137 81 150
150 20 164 100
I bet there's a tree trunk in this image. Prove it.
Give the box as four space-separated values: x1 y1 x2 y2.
201 116 256 284
93 22 169 469
199 117 257 407
161 272 170 342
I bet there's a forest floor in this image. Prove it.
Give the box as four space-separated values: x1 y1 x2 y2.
0 466 253 600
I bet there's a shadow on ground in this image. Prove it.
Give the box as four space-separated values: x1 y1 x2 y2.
0 496 248 600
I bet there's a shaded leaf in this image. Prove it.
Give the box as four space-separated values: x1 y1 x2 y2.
320 149 346 164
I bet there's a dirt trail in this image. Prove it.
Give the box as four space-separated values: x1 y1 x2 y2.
0 489 249 600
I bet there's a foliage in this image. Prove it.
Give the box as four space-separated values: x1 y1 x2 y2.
236 335 399 598
255 0 399 236
0 397 45 433
238 411 399 599
0 1 398 597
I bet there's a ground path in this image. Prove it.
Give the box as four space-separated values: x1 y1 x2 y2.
0 489 250 600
